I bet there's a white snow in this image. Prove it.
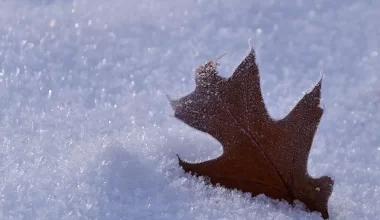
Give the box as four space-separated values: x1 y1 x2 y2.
0 0 379 219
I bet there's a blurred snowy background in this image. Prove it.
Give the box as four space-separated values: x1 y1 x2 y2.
0 0 379 219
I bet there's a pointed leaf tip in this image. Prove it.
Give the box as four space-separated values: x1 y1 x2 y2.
165 94 172 102
319 71 324 80
311 77 322 99
166 95 180 111
248 38 256 57
215 52 227 61
176 154 187 167
175 153 181 160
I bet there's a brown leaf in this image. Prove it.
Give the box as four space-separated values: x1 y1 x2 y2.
169 43 334 219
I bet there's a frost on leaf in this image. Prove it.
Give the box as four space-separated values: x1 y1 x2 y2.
169 43 334 219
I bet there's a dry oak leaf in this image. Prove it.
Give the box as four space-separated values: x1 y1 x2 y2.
169 44 334 219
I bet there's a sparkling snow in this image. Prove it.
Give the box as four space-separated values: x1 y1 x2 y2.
0 0 379 219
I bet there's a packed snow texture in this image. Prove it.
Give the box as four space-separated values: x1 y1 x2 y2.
0 0 379 219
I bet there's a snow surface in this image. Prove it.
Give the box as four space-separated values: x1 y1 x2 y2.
0 0 379 219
